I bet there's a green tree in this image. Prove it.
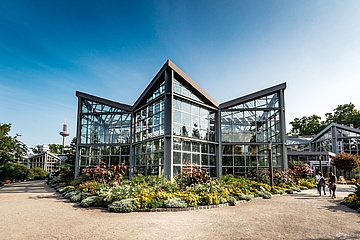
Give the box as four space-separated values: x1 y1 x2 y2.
324 103 360 127
289 103 360 136
331 153 360 178
0 123 27 165
28 167 48 180
0 162 29 181
31 145 42 154
48 144 64 154
289 115 326 136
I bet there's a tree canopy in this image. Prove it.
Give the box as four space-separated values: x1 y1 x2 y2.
289 103 360 136
331 152 360 171
0 123 27 165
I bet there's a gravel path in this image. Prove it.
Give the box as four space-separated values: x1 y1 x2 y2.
0 181 359 240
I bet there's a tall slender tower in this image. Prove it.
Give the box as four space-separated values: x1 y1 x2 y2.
59 119 70 147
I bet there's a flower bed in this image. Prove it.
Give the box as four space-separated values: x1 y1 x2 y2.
50 164 315 213
342 182 360 213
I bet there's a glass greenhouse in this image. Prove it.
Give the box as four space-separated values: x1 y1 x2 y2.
75 60 287 180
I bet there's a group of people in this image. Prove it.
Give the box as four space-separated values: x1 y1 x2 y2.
315 172 337 198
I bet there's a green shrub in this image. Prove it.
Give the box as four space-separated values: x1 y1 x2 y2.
277 189 285 195
63 190 79 199
57 187 67 194
148 198 164 209
228 196 237 206
219 196 227 204
27 167 48 180
258 190 272 199
70 192 83 202
285 189 294 194
79 196 98 208
164 198 187 208
108 199 137 213
238 194 253 201
290 186 301 192
0 162 29 181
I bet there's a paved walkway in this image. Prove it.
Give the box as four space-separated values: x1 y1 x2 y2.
0 181 359 240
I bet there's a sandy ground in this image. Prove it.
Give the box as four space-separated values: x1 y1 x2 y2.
0 180 359 240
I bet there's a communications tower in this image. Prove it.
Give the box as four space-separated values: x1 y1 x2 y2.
59 119 70 147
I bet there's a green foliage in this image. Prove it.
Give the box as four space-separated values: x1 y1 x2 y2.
228 196 237 206
289 103 360 136
343 182 360 211
108 199 137 213
63 189 80 199
163 198 187 208
258 190 272 199
79 196 98 208
289 115 325 136
57 165 75 184
325 103 360 128
28 167 48 180
148 198 164 209
0 123 27 165
332 153 360 171
48 144 64 154
238 194 253 201
70 192 84 202
285 189 294 194
0 162 29 181
49 174 311 212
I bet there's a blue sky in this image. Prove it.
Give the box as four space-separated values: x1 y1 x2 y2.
1 0 360 148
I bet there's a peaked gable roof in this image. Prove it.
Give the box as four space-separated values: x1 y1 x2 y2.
132 60 219 110
311 122 360 142
76 91 132 112
219 82 286 109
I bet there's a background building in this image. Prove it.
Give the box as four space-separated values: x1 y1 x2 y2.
287 123 360 177
25 145 61 172
75 60 287 180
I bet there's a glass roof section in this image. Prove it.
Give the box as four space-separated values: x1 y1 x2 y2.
174 78 204 103
82 99 127 114
229 93 279 110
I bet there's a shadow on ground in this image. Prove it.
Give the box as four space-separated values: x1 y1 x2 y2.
310 231 360 240
0 180 54 194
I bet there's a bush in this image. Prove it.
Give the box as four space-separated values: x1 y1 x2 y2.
108 199 137 213
80 196 98 208
164 198 187 208
70 192 83 202
238 194 253 201
258 190 272 199
63 190 79 199
0 162 29 181
290 186 301 192
148 198 164 209
228 196 237 206
285 189 294 194
27 167 48 180
219 196 227 204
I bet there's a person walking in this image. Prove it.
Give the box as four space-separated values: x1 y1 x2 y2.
328 172 337 198
315 172 326 196
47 172 53 185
